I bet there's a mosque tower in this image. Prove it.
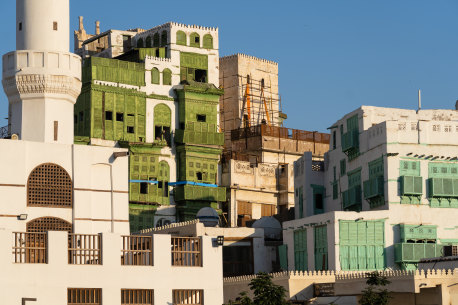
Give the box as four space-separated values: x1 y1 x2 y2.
2 0 81 144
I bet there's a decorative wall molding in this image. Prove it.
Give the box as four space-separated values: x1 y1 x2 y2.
3 74 82 99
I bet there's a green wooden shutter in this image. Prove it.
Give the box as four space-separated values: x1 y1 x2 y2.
163 69 172 85
314 226 328 271
161 31 167 47
278 245 288 270
203 34 213 49
294 229 308 271
153 33 160 47
176 31 186 46
151 68 159 84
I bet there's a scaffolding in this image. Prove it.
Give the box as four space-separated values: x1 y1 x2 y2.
220 73 284 136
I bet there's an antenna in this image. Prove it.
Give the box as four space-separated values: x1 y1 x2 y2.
417 89 421 113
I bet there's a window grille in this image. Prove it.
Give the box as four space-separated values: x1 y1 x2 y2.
172 290 203 305
27 163 72 208
121 289 154 305
26 217 72 233
68 234 102 265
171 237 202 267
68 288 102 305
13 232 47 264
121 235 153 266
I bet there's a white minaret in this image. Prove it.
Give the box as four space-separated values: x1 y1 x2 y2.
2 0 81 144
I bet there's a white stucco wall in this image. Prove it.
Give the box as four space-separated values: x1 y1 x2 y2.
0 139 130 235
0 231 223 305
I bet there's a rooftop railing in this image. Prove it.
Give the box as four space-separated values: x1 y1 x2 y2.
231 124 330 144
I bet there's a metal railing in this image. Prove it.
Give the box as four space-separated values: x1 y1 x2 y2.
231 124 330 144
12 232 47 263
121 235 153 266
68 234 102 265
171 237 202 267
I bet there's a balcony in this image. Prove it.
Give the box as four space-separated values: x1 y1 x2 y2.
399 224 437 242
400 176 423 196
394 243 442 263
429 177 458 198
342 185 362 210
174 184 226 202
363 176 384 199
341 130 359 153
174 129 224 146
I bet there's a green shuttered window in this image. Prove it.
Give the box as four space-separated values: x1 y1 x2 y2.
294 229 308 271
314 226 328 271
339 220 385 270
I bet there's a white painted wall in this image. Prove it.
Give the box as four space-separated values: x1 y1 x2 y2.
0 139 130 235
0 231 223 305
16 0 70 52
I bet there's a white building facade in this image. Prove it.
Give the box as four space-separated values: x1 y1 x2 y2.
0 1 224 304
283 106 458 272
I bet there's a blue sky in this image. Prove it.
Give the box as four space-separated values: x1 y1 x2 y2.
1 0 458 132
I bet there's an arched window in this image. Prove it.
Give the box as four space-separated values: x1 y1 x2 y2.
27 217 72 233
162 68 172 85
27 163 72 208
203 34 213 49
151 68 160 84
176 31 186 46
145 36 152 48
158 161 170 198
190 33 200 47
154 103 171 146
153 33 160 47
161 31 168 46
137 38 144 48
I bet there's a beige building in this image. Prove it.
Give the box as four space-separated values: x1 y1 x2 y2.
219 54 330 227
224 269 458 305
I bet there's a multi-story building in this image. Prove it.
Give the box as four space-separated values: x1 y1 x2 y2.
0 2 225 304
219 54 330 226
283 106 458 272
73 19 226 232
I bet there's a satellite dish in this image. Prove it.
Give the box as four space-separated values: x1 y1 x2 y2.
252 217 282 240
196 207 219 227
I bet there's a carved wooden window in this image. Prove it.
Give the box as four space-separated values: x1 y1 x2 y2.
172 290 203 305
27 217 72 233
121 289 154 305
68 288 101 305
27 163 73 208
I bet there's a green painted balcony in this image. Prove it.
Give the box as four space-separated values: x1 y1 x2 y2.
399 224 437 242
400 176 423 196
394 243 442 263
363 176 384 199
341 130 359 153
174 185 226 202
174 129 224 146
342 185 362 210
429 177 458 198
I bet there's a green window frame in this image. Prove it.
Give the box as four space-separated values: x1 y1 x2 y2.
203 34 213 49
176 31 186 46
314 226 328 271
311 184 325 215
190 32 200 47
162 68 172 86
151 68 160 84
339 220 385 270
294 229 308 271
